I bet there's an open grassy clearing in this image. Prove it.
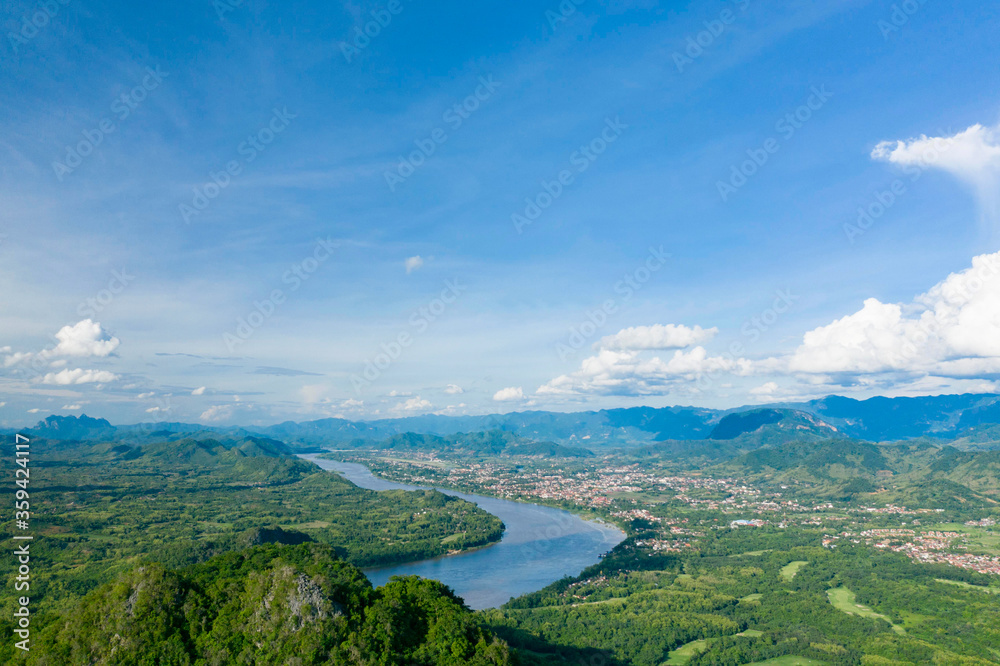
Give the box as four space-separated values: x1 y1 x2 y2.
780 560 808 581
827 587 905 635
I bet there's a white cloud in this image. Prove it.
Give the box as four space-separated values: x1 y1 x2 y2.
404 255 424 274
444 384 464 394
3 319 120 368
873 123 1000 225
538 347 752 396
0 402 6 407
27 408 41 414
786 251 1000 380
61 404 83 410
298 384 329 405
397 397 432 412
191 386 206 396
200 405 232 422
598 324 717 351
138 391 155 399
749 382 780 401
47 319 120 358
388 390 413 397
493 386 524 402
39 368 119 385
3 352 33 367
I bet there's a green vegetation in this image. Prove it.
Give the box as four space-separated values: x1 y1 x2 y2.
6 411 1000 664
826 587 904 635
0 434 503 621
22 543 513 665
933 578 1000 594
666 638 709 664
780 561 808 582
484 529 1000 665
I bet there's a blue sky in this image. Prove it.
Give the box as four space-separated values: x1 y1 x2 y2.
3 0 1000 426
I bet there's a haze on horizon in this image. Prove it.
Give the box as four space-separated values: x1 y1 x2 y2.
3 0 1000 427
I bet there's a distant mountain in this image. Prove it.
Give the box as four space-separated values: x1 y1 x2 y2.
27 413 116 440
708 408 838 440
799 393 1000 440
343 430 594 458
12 392 1000 451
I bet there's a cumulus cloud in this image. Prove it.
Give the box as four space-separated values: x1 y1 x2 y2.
191 386 206 396
538 347 753 396
749 382 780 401
48 320 120 358
397 397 432 412
444 384 464 394
404 256 424 274
786 251 1000 381
199 400 264 423
872 123 1000 225
493 386 524 402
3 319 120 368
200 405 233 422
61 404 83 410
39 368 119 385
598 324 717 351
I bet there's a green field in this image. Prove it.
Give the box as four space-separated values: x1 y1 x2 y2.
780 560 808 581
745 657 827 666
935 578 1000 594
827 587 905 635
665 638 707 664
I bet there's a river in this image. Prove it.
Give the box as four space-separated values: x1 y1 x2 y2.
300 454 626 610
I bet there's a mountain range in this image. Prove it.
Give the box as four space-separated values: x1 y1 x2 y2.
10 393 1000 452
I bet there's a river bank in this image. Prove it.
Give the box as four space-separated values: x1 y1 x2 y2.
300 454 626 609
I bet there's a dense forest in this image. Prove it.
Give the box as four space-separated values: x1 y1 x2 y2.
7 543 513 665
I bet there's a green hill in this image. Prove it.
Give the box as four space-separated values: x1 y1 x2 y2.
27 543 513 665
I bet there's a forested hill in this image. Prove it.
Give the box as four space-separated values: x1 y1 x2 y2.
12 392 1000 450
15 543 514 665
